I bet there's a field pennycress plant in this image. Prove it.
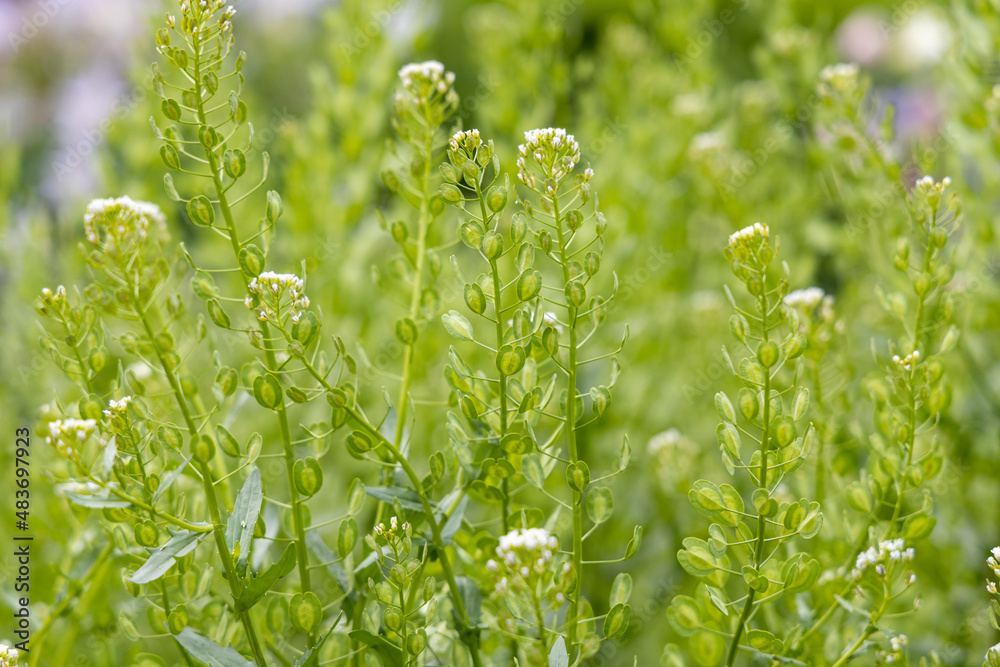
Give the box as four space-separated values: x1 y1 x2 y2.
20 1 991 667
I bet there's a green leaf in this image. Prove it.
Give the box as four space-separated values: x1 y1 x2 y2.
175 628 253 667
235 544 297 614
292 616 343 667
365 485 424 513
225 468 263 569
306 532 354 599
152 456 192 503
548 637 569 667
441 495 469 545
130 530 208 584
522 453 546 488
64 489 132 509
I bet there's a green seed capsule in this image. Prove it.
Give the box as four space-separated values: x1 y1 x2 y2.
757 341 779 368
293 457 324 497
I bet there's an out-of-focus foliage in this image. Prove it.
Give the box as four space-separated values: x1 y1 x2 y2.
2 0 1000 664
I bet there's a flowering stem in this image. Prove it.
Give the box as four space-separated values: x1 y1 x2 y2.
55 309 94 395
831 624 876 667
551 191 584 658
472 176 511 533
378 130 436 528
131 280 267 664
288 349 484 667
29 542 114 667
726 282 771 667
189 26 314 651
533 593 549 657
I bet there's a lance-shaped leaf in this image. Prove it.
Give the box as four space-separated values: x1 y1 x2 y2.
130 529 208 584
153 456 192 503
440 495 469 545
64 489 132 509
306 532 355 600
175 628 253 667
226 468 263 569
234 544 297 614
365 485 425 513
548 637 569 667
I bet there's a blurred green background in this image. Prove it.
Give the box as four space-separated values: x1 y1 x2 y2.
2 0 1000 664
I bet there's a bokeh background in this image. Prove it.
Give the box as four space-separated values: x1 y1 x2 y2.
2 0 1000 664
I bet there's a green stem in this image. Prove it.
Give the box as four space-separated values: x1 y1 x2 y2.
133 292 267 665
551 191 584 658
831 624 876 667
30 543 114 667
290 345 483 666
189 26 313 651
378 130 435 527
726 284 771 667
474 177 511 534
891 215 935 529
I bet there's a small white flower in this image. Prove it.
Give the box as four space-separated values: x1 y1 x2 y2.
818 62 859 94
727 222 769 250
784 287 827 310
517 128 582 186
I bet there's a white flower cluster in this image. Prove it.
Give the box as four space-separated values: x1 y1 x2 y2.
246 271 310 323
373 515 409 539
397 61 456 105
516 128 582 188
986 546 1000 594
0 644 19 667
784 287 826 309
103 396 132 420
819 62 860 94
83 196 166 248
449 129 482 155
884 635 908 663
39 285 68 313
727 222 769 250
891 350 920 372
913 175 952 207
852 538 915 579
989 642 1000 666
487 527 562 596
46 418 97 459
